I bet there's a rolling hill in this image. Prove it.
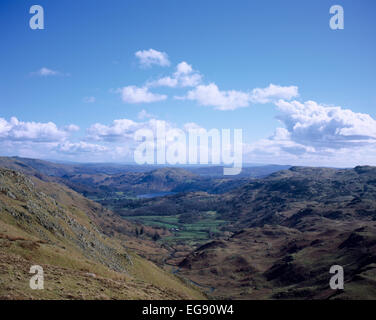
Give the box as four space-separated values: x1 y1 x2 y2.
2 156 376 300
0 157 290 198
0 168 205 300
117 166 376 299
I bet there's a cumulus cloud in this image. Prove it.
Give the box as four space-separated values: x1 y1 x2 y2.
117 86 167 104
274 99 376 149
0 117 71 142
87 119 137 141
85 118 220 164
86 118 178 142
135 49 170 68
177 83 298 110
244 128 315 160
244 98 376 166
178 83 251 110
183 122 204 131
64 124 80 132
2 105 376 167
85 118 167 161
244 136 376 167
148 61 202 88
251 84 299 104
0 117 93 161
125 51 297 111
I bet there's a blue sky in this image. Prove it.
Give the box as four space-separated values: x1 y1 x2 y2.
0 0 375 166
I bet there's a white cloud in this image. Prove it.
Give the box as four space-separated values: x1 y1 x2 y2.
0 115 220 163
87 119 143 141
147 61 202 88
87 118 208 143
151 76 178 88
243 98 376 166
244 129 315 160
274 99 376 149
175 61 193 75
85 118 217 163
251 84 299 104
31 67 69 77
87 118 177 142
176 63 202 87
118 86 167 104
135 49 170 68
2 105 376 166
85 118 166 160
177 83 298 110
244 137 376 167
0 117 70 142
64 124 80 132
34 67 59 76
57 141 108 154
179 83 250 110
0 117 92 161
183 122 204 131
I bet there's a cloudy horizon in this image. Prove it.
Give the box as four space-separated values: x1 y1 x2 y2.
1 0 375 168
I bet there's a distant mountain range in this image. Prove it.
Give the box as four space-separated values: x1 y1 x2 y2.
0 156 290 197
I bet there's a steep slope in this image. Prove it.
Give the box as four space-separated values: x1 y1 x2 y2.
0 168 205 300
30 174 173 265
0 156 75 177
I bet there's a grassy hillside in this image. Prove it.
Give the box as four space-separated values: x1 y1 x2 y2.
2 158 376 300
0 168 205 300
117 166 376 299
178 224 376 299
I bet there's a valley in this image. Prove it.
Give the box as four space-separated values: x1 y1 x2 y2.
1 156 376 299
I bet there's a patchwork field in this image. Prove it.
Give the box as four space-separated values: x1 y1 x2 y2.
124 211 227 247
